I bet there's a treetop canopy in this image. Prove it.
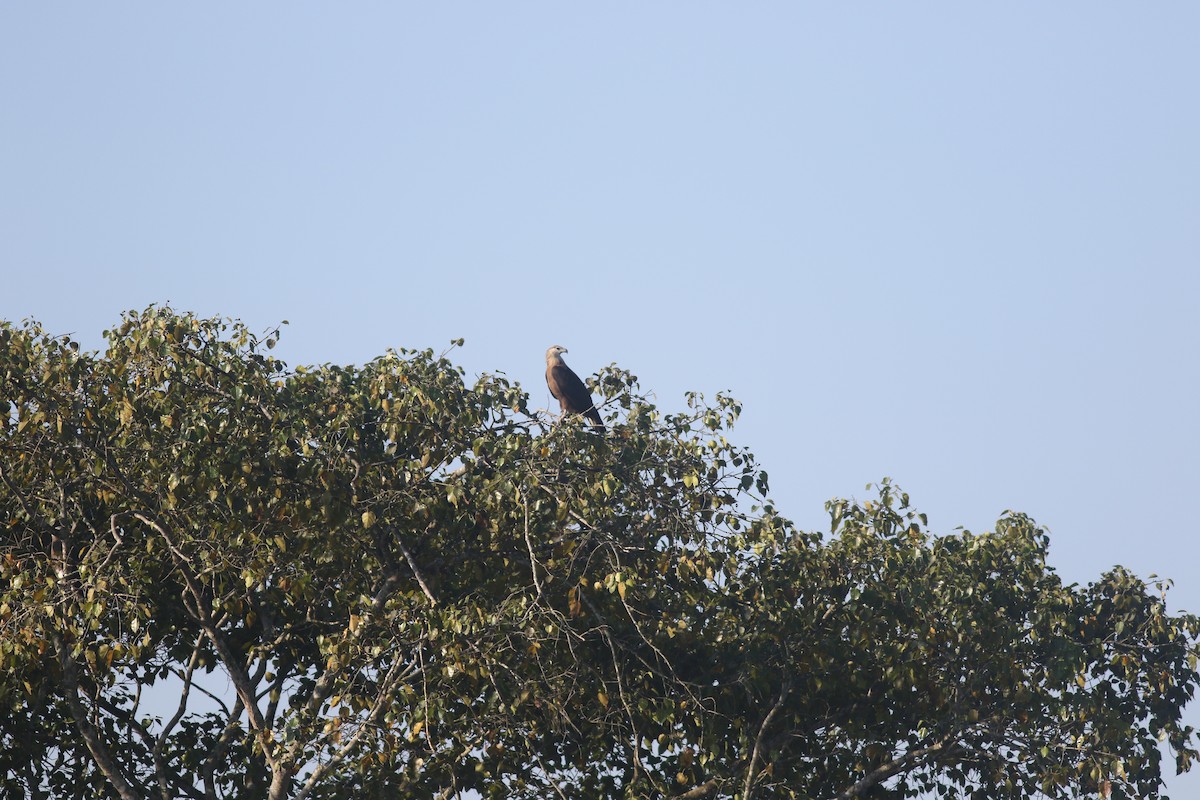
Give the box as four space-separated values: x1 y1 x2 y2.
1 307 1197 800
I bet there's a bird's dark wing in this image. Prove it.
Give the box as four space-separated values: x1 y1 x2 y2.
547 363 604 431
547 363 591 414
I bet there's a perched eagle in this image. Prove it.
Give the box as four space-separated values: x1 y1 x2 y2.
545 345 605 432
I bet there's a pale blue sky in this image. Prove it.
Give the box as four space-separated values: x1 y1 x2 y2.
4 4 1199 792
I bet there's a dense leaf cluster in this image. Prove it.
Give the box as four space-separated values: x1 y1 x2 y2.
1 308 1197 799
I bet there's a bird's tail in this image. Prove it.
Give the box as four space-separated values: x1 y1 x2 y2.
584 407 605 433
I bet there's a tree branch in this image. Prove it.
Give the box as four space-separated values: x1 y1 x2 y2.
291 653 409 800
677 779 720 799
522 489 543 598
396 531 438 606
52 633 141 800
202 695 247 800
153 631 205 800
132 513 282 779
833 730 958 800
743 678 791 800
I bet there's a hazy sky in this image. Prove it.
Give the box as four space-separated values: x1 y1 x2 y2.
3 4 1198 793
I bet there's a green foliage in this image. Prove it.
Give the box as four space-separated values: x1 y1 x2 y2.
1 307 1197 800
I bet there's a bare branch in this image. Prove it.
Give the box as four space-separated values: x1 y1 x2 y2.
153 630 205 800
522 489 543 598
396 532 438 606
677 779 720 799
263 658 294 729
833 730 958 800
132 513 282 779
292 649 415 800
51 633 141 800
743 678 791 800
202 695 247 800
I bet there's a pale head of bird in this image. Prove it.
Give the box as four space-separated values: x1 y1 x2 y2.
546 344 568 360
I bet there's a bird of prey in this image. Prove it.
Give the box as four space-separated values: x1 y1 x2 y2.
545 345 605 431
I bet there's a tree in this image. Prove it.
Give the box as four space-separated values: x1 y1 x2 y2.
1 307 1197 800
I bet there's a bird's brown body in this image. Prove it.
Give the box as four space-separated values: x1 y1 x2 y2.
545 345 604 431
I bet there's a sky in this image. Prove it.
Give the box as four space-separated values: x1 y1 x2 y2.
3 3 1199 793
